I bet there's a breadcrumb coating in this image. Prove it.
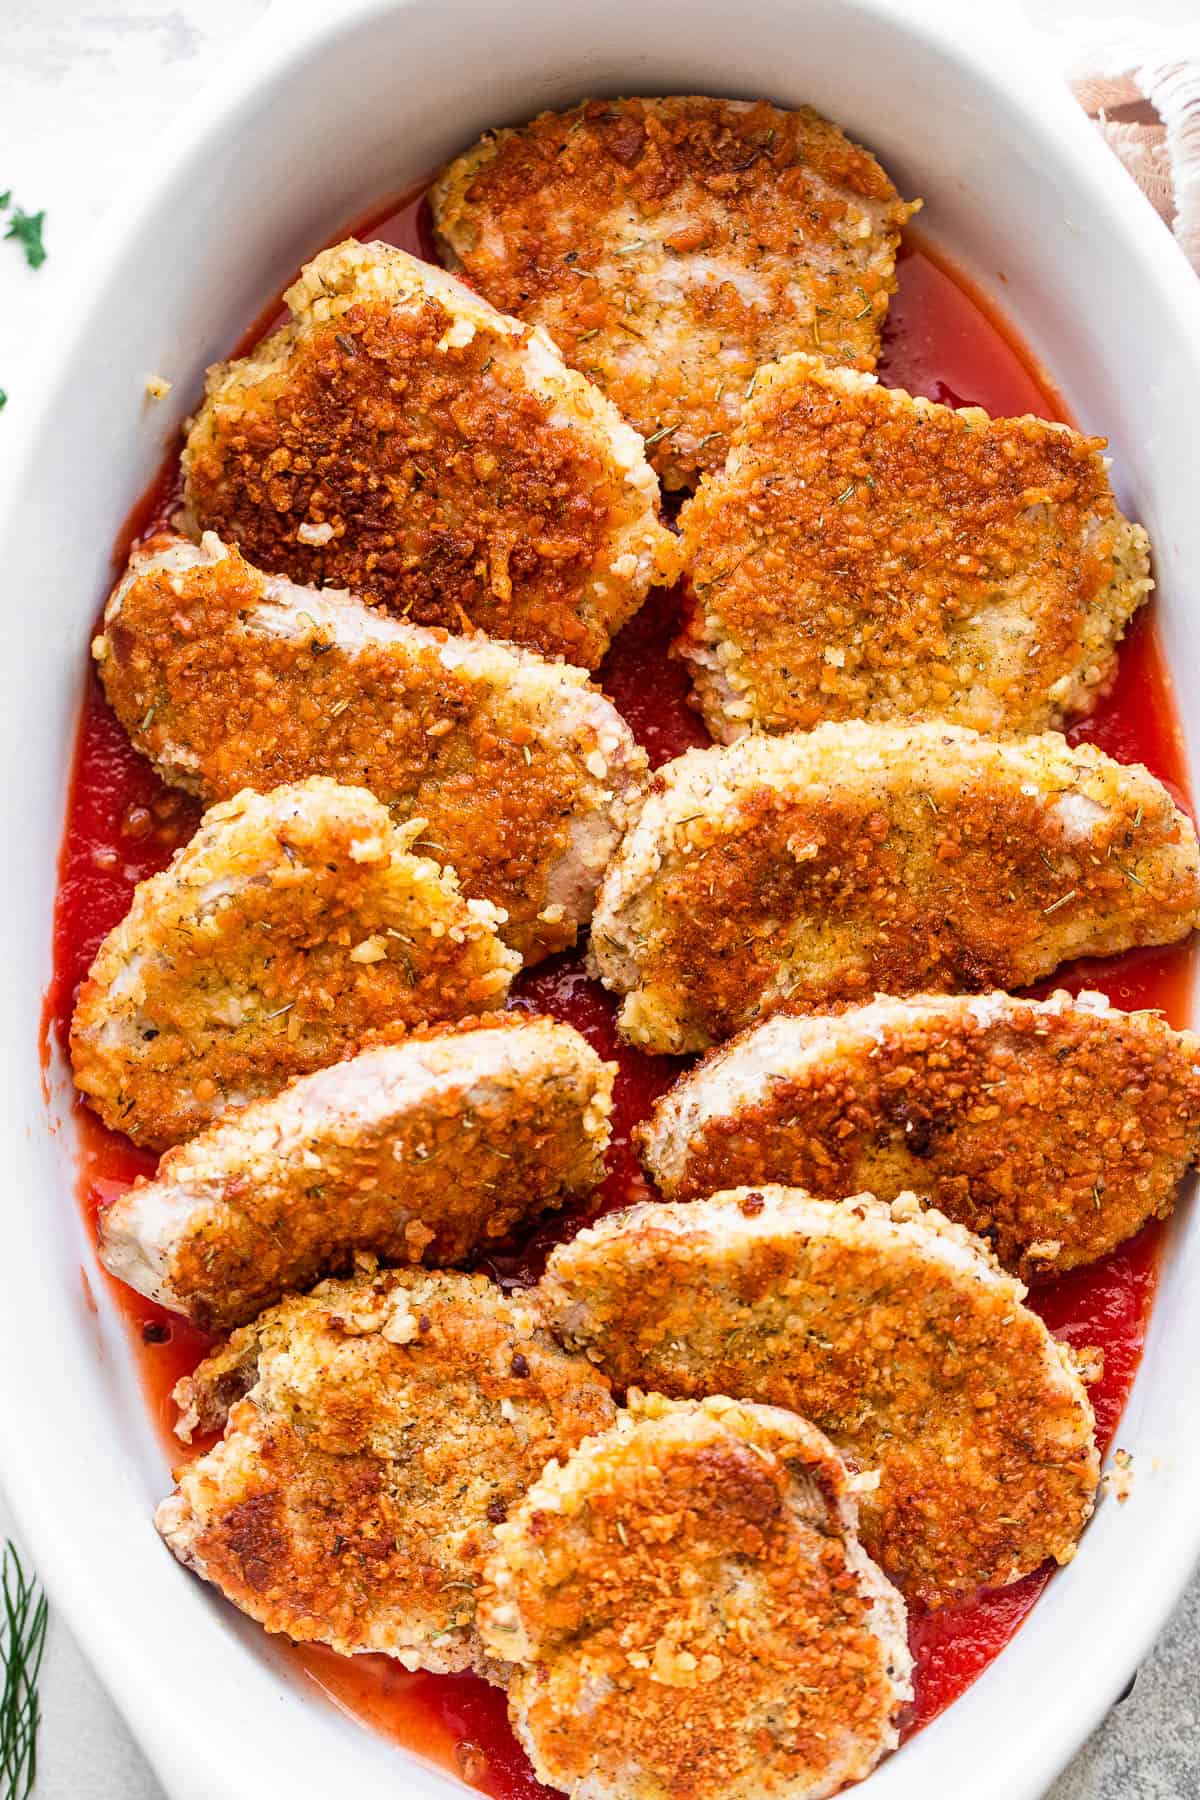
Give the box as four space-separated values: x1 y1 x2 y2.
676 357 1152 739
157 1266 615 1673
639 989 1200 1278
95 533 647 963
70 778 518 1148
540 1188 1100 1605
182 240 678 667
433 97 917 489
480 1392 911 1800
589 722 1200 1053
99 1014 614 1329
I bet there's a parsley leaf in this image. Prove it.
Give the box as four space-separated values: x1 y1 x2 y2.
0 193 10 211
4 210 46 270
0 392 7 413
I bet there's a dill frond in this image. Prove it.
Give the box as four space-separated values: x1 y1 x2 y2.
0 1543 47 1800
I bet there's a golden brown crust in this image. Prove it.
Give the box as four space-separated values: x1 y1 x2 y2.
478 1389 910 1800
589 724 1200 1053
539 1188 1100 1606
181 241 676 667
96 535 647 963
480 1393 911 1800
70 779 518 1148
99 1014 615 1331
638 991 1200 1278
433 98 917 488
675 358 1152 738
158 1267 615 1672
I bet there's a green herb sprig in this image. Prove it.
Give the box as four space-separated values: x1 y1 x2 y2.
0 192 48 271
4 212 46 271
0 1542 48 1800
0 188 49 405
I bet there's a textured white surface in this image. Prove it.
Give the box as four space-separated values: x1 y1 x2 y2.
0 2 1196 1796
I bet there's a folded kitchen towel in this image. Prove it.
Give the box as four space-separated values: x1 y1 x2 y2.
1051 16 1200 273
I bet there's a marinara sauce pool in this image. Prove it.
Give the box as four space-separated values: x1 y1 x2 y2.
46 190 1192 1800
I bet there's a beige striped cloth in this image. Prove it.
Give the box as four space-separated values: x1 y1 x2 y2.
1051 16 1200 272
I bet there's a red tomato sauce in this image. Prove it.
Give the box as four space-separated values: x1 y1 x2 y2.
45 188 1191 1797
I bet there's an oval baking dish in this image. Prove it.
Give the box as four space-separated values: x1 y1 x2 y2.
2 3 1199 1798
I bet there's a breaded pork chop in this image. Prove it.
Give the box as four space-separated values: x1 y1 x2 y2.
433 97 917 490
540 1189 1099 1604
157 1267 615 1673
96 533 648 963
589 723 1200 1053
639 990 1200 1279
676 357 1152 740
480 1392 911 1800
70 778 518 1148
99 1014 614 1330
181 240 677 667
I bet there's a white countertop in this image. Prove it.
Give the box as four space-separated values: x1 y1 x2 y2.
2 3 1197 1796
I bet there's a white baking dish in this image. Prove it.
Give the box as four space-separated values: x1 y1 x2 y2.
1 0 1198 1795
